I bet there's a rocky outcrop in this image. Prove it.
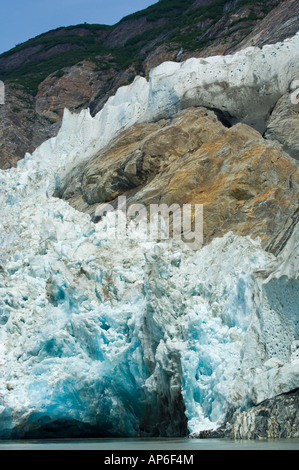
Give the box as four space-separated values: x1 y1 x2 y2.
1 0 299 169
62 106 299 251
0 84 60 170
194 389 299 439
229 0 299 52
231 389 299 439
35 61 101 122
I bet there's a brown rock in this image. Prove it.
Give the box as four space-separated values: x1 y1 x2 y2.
62 107 299 251
265 72 299 161
231 389 299 439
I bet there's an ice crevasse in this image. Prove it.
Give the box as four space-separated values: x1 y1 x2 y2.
0 34 298 438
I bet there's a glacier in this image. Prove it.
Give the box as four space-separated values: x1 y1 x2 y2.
0 33 298 438
16 31 299 198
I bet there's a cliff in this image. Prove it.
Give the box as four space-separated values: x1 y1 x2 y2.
1 0 299 169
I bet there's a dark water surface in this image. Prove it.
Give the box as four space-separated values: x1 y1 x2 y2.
0 437 298 450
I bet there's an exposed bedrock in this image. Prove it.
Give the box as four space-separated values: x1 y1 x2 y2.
230 389 299 440
141 33 299 134
62 106 299 252
0 32 298 440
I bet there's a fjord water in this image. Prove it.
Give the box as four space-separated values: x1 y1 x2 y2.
0 438 298 450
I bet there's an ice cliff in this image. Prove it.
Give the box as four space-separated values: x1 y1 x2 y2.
0 34 298 438
17 31 299 195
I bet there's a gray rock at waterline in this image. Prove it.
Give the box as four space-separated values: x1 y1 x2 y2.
192 389 299 440
231 389 299 439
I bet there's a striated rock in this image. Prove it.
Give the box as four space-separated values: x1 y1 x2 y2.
229 0 299 52
265 72 299 160
62 106 299 251
231 389 299 439
35 61 101 122
178 1 280 60
0 84 60 170
192 389 299 439
0 51 299 438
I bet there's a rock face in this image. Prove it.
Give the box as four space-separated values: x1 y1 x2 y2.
1 0 299 169
0 5 298 439
193 389 299 439
63 106 299 251
0 172 298 437
231 389 299 439
265 72 299 160
35 61 101 123
229 0 299 52
0 84 59 170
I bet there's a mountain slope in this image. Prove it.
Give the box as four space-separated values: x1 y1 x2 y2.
1 0 299 169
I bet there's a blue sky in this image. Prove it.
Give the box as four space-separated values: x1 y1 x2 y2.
0 0 158 54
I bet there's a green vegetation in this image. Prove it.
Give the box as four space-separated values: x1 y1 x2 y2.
0 0 278 96
119 0 194 23
53 69 65 79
